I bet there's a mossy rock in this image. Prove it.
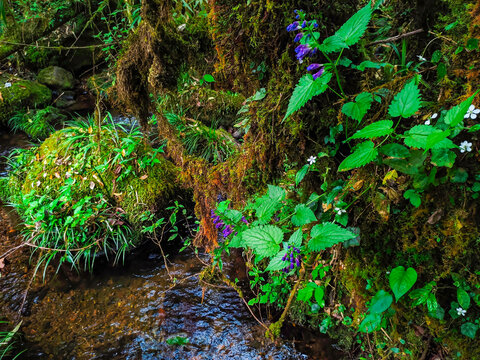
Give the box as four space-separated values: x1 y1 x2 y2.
0 78 52 125
37 66 75 90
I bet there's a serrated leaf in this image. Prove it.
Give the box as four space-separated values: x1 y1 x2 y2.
388 80 422 118
379 143 410 158
266 249 288 271
296 164 309 186
254 185 285 224
284 72 333 120
425 129 451 151
336 1 373 46
457 288 471 310
369 290 393 313
308 222 357 251
444 91 479 127
359 313 382 333
404 189 421 207
297 283 315 302
403 125 435 149
342 92 373 122
318 35 348 53
287 229 303 248
267 184 286 202
314 286 325 307
350 120 393 140
461 322 478 339
338 141 378 171
389 266 417 301
431 148 456 167
243 225 283 258
292 204 317 226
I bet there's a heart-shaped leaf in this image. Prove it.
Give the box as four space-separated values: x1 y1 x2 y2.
389 266 418 301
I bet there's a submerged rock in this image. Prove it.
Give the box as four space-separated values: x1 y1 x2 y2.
37 66 75 90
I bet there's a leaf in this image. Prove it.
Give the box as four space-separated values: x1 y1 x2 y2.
359 313 382 333
254 185 285 224
389 266 418 301
426 292 439 313
292 204 317 226
354 61 388 71
243 225 283 258
267 184 286 202
444 91 479 127
297 284 315 302
425 129 451 151
314 286 325 307
342 92 373 122
335 1 373 46
203 74 215 83
457 288 471 310
287 229 303 248
403 125 435 149
379 143 410 158
296 164 309 186
388 80 422 118
369 290 393 314
338 141 378 171
404 189 421 208
284 72 332 120
461 323 478 339
431 148 456 168
350 120 393 140
308 222 357 251
266 249 288 271
318 35 348 54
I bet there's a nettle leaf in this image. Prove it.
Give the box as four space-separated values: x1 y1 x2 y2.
404 125 455 150
431 149 456 168
266 249 288 271
287 229 303 248
444 91 479 127
359 313 382 333
292 204 317 226
295 164 309 186
297 283 316 302
308 222 357 251
267 184 286 202
318 35 347 54
389 266 418 301
350 120 393 140
284 72 333 120
338 141 378 171
461 322 478 339
457 288 471 310
369 290 393 314
342 92 373 122
314 286 325 307
335 1 373 46
425 129 451 151
388 80 422 118
243 225 283 258
254 185 285 224
404 189 421 208
379 143 410 158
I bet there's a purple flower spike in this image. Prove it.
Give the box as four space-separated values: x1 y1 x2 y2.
241 216 249 224
290 263 295 270
296 257 301 267
307 63 322 71
286 21 299 32
282 254 287 261
222 225 233 238
295 44 311 62
313 23 319 29
295 14 300 19
215 221 224 229
294 33 304 42
301 20 307 28
212 215 221 224
312 67 325 80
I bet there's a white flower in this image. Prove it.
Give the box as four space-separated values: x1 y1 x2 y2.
459 141 473 153
4 82 11 88
307 156 316 165
464 105 480 120
456 307 467 316
177 24 186 31
417 55 427 62
334 207 346 216
425 119 431 125
431 113 438 119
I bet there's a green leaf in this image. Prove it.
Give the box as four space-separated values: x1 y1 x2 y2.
254 185 285 224
404 189 421 208
203 74 215 83
287 229 303 248
267 184 286 202
342 92 373 122
295 164 309 186
425 129 451 151
318 35 348 53
369 290 393 314
292 204 317 226
431 148 456 168
389 266 418 301
350 120 393 140
444 92 479 127
314 286 325 307
461 323 478 339
266 249 288 271
379 143 410 158
335 1 373 46
388 80 422 118
457 288 471 310
354 61 388 71
359 313 382 333
338 141 378 171
403 125 435 149
308 222 357 251
284 72 332 120
243 225 283 258
426 293 439 313
297 283 315 302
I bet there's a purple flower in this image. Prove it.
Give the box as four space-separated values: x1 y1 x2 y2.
294 32 304 42
307 63 322 71
286 21 300 32
313 22 319 29
301 20 307 28
241 216 249 224
295 14 300 19
222 225 233 238
295 44 311 62
312 68 325 80
215 221 224 229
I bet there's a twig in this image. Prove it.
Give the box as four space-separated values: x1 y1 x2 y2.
0 40 104 50
368 29 424 46
0 243 26 260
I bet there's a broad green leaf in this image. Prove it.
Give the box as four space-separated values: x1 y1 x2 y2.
426 293 439 313
266 249 288 271
295 164 309 186
308 222 357 251
203 74 215 83
409 288 430 306
457 288 471 310
297 283 315 302
254 185 285 223
314 286 325 307
461 323 478 339
369 290 393 313
425 129 451 151
338 141 378 171
350 120 393 140
451 168 468 183
429 304 445 320
431 148 456 168
287 229 303 248
267 184 286 202
388 80 422 118
389 266 418 301
243 225 283 258
292 204 317 226
403 125 435 149
354 61 388 71
318 35 347 54
379 143 410 158
404 189 421 207
359 313 382 333
444 91 479 127
284 72 333 120
229 233 244 248
335 1 373 46
342 92 373 122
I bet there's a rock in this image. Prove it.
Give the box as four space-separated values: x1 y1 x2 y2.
37 66 75 90
53 90 76 109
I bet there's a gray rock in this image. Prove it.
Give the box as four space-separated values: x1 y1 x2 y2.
37 66 75 90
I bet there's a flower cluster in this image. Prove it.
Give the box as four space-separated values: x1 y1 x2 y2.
282 245 302 273
211 210 233 238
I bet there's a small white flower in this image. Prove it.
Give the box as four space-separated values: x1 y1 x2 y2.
459 141 473 153
425 119 431 125
4 82 11 88
456 307 467 316
464 105 480 120
307 156 317 165
417 55 427 62
334 207 346 216
177 24 186 31
431 113 438 119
